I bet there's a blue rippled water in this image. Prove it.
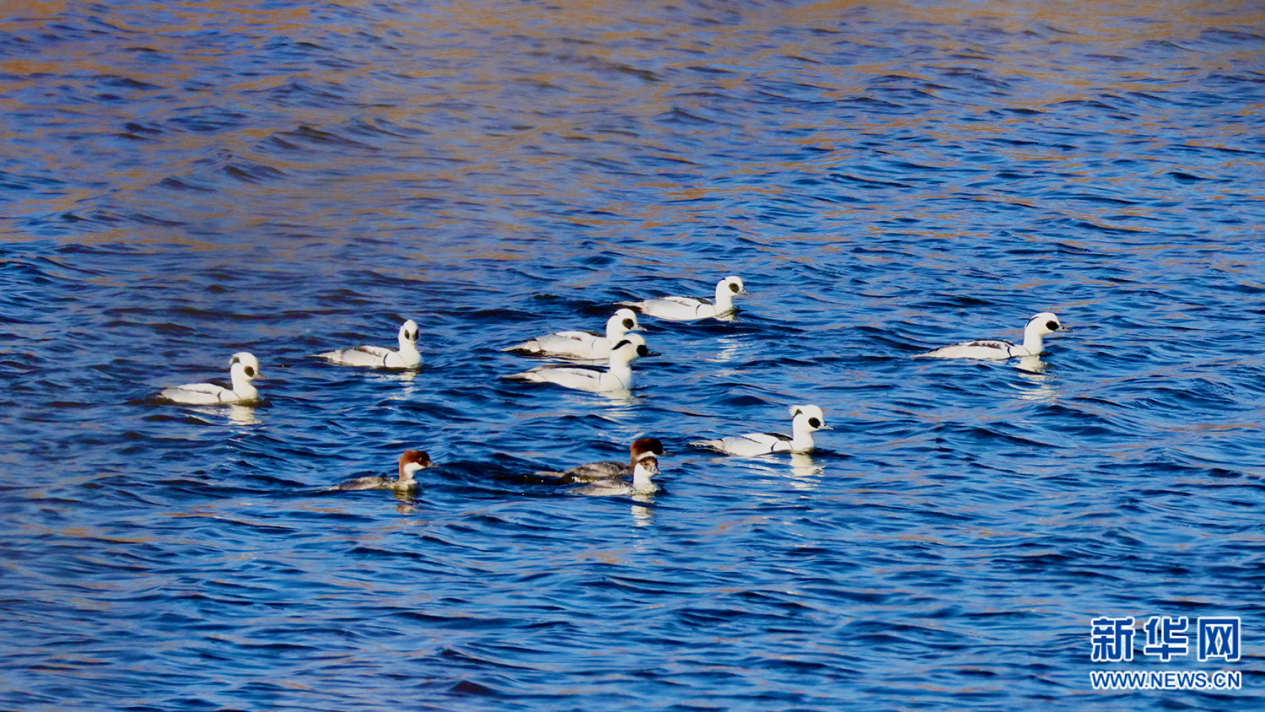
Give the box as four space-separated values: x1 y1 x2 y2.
2 1 1264 709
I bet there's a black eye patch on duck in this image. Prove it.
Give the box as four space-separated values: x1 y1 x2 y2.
808 417 821 428
729 282 740 292
623 318 634 329
636 345 649 356
244 366 255 377
1046 320 1059 331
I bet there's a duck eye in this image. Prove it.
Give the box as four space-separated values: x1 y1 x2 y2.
729 282 739 292
244 366 255 377
1047 320 1058 331
623 319 634 329
637 345 649 356
808 417 821 428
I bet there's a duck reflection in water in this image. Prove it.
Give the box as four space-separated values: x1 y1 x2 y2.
184 404 261 427
1014 355 1047 374
1014 357 1060 403
225 404 261 426
379 367 420 401
788 452 824 488
631 500 654 526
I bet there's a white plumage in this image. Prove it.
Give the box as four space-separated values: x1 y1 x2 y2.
692 405 832 456
917 312 1065 360
505 333 649 393
160 352 264 405
318 319 422 368
504 309 642 359
618 276 749 321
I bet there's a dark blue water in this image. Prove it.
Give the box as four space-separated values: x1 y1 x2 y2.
2 1 1263 709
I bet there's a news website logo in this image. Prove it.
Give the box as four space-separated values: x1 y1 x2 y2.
1088 615 1242 691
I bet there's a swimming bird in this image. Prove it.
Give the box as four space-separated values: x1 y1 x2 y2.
618 276 749 321
916 312 1065 360
571 457 660 496
537 437 667 482
692 405 832 456
504 333 650 393
330 450 432 491
160 352 264 405
503 309 643 360
317 319 422 369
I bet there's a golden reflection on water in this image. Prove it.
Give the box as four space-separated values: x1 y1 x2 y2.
2 0 1258 256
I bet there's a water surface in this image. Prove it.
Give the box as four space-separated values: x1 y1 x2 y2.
2 1 1264 709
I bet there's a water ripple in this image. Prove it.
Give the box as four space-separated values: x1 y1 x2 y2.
2 1 1264 710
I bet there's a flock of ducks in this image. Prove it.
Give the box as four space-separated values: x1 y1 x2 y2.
159 276 1066 497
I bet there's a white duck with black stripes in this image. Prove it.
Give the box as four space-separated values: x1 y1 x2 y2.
618 276 749 321
318 319 422 369
692 405 832 456
160 352 264 405
504 333 649 393
504 308 643 360
916 312 1065 360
